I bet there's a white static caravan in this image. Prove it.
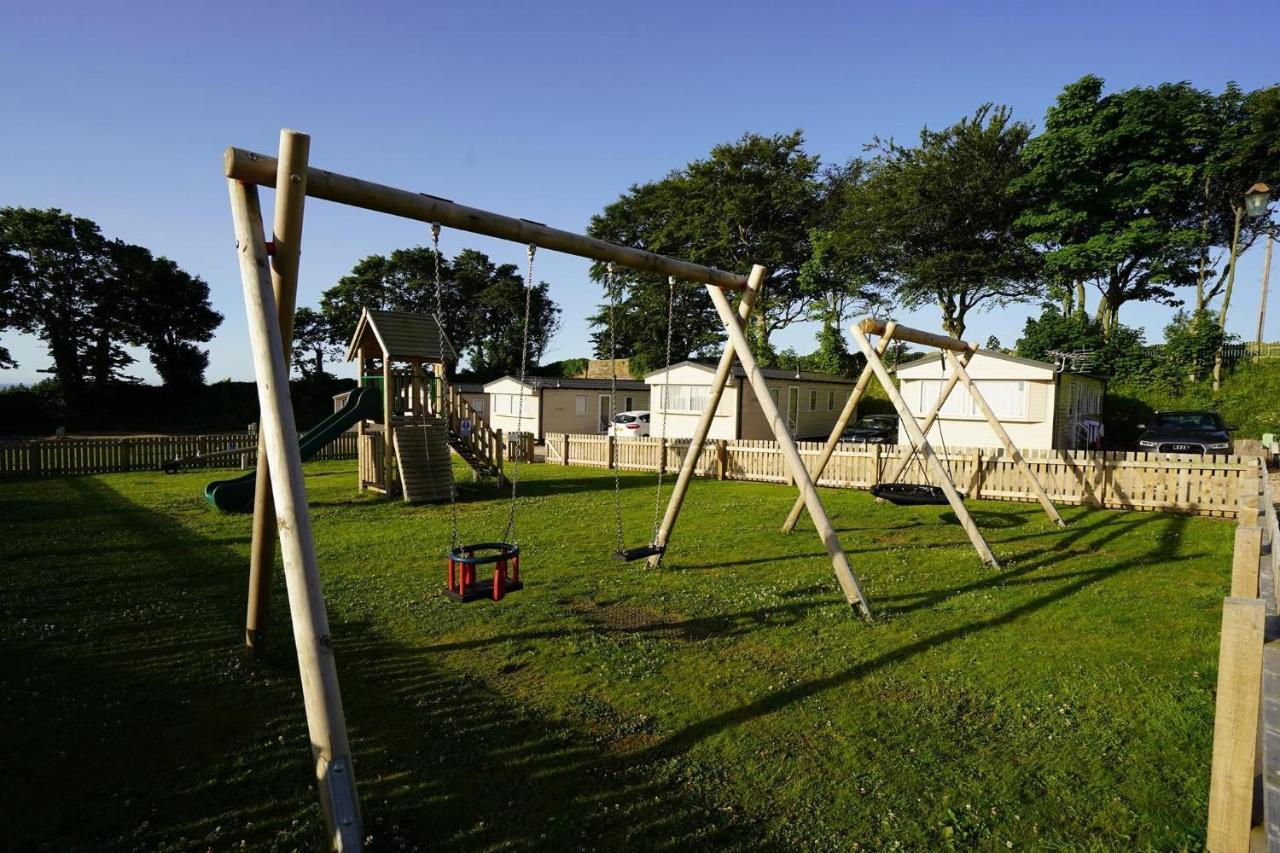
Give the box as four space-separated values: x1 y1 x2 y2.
645 361 859 441
893 351 1106 451
483 375 650 441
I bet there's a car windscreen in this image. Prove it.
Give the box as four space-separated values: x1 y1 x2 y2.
1150 412 1223 431
613 414 636 424
855 417 896 429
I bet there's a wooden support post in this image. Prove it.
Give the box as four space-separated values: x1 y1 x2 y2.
228 178 362 850
1239 465 1262 527
1206 596 1265 852
943 350 1066 528
716 439 727 481
880 349 975 487
782 321 898 532
850 324 999 568
658 437 667 475
647 267 764 566
382 356 393 496
607 435 616 469
1231 524 1263 598
708 281 874 618
246 129 309 660
561 432 570 466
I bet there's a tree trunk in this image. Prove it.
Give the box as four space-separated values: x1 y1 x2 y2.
1075 280 1086 316
1214 206 1246 393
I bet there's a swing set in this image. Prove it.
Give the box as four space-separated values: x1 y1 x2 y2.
226 129 876 849
781 317 1067 569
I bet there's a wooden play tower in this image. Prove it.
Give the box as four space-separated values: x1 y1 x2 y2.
346 308 505 502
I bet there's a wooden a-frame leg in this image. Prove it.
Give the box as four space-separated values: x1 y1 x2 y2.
781 321 897 533
246 129 310 659
708 284 874 619
850 324 999 568
944 350 1066 527
880 348 974 487
229 179 363 850
647 266 765 566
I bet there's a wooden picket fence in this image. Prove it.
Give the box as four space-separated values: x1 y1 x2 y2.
0 432 359 479
544 433 1257 518
1205 462 1280 849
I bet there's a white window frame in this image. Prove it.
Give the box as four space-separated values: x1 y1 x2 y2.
659 383 710 414
827 390 835 411
808 389 817 412
915 377 1030 420
575 394 588 416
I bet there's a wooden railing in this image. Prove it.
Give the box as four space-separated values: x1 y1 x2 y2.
544 433 1257 518
1206 461 1280 850
0 432 359 479
440 382 505 482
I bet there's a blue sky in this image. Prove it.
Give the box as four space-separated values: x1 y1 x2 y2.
1 0 1276 385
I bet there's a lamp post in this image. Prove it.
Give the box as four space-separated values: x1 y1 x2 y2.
1247 183 1274 352
1215 183 1274 390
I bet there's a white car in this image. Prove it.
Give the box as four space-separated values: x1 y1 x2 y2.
609 410 651 438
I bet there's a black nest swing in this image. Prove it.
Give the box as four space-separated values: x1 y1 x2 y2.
870 482 957 506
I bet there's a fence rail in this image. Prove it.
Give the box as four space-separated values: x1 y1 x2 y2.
0 432 359 479
544 433 1257 518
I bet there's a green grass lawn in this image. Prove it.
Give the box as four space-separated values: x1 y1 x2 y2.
1 458 1232 851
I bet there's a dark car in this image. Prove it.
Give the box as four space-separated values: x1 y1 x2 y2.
842 414 899 444
1137 410 1236 454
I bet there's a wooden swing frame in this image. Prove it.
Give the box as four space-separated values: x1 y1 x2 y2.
781 318 1067 570
225 129 874 850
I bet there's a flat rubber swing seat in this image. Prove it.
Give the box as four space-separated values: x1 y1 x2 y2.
614 544 665 562
870 483 961 506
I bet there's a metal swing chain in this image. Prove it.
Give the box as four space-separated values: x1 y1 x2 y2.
431 223 460 550
649 275 676 545
606 263 625 556
502 243 537 544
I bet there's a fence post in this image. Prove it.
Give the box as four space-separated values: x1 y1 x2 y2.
870 443 880 487
121 438 133 473
1206 596 1266 852
29 442 40 477
607 435 616 470
561 433 570 466
716 440 727 481
1231 524 1263 598
1238 464 1262 526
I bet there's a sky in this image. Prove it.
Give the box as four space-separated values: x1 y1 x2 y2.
1 0 1277 386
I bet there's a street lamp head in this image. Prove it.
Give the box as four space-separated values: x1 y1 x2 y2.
1245 182 1272 219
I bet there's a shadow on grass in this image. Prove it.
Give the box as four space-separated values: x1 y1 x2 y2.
2 476 771 852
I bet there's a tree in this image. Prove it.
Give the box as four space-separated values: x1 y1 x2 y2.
840 105 1041 338
1017 76 1209 333
132 255 221 389
467 261 560 377
292 306 336 379
1015 306 1106 361
318 246 560 379
1195 84 1280 316
588 131 825 365
0 208 221 393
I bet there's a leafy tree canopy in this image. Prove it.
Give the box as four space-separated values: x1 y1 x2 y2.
833 104 1041 338
1016 76 1214 330
318 246 560 381
587 131 826 366
0 207 221 394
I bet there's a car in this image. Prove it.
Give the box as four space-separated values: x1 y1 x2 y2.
609 410 651 438
842 414 899 444
1136 410 1236 454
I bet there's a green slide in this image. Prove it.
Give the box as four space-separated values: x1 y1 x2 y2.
205 386 383 513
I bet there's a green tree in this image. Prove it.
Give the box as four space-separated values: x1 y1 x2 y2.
839 104 1041 338
0 207 219 393
1014 306 1106 361
1195 85 1280 316
1017 76 1210 332
588 131 825 365
1160 309 1226 384
292 306 336 379
319 246 560 379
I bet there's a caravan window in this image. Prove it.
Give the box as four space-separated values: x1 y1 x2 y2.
916 379 1029 419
